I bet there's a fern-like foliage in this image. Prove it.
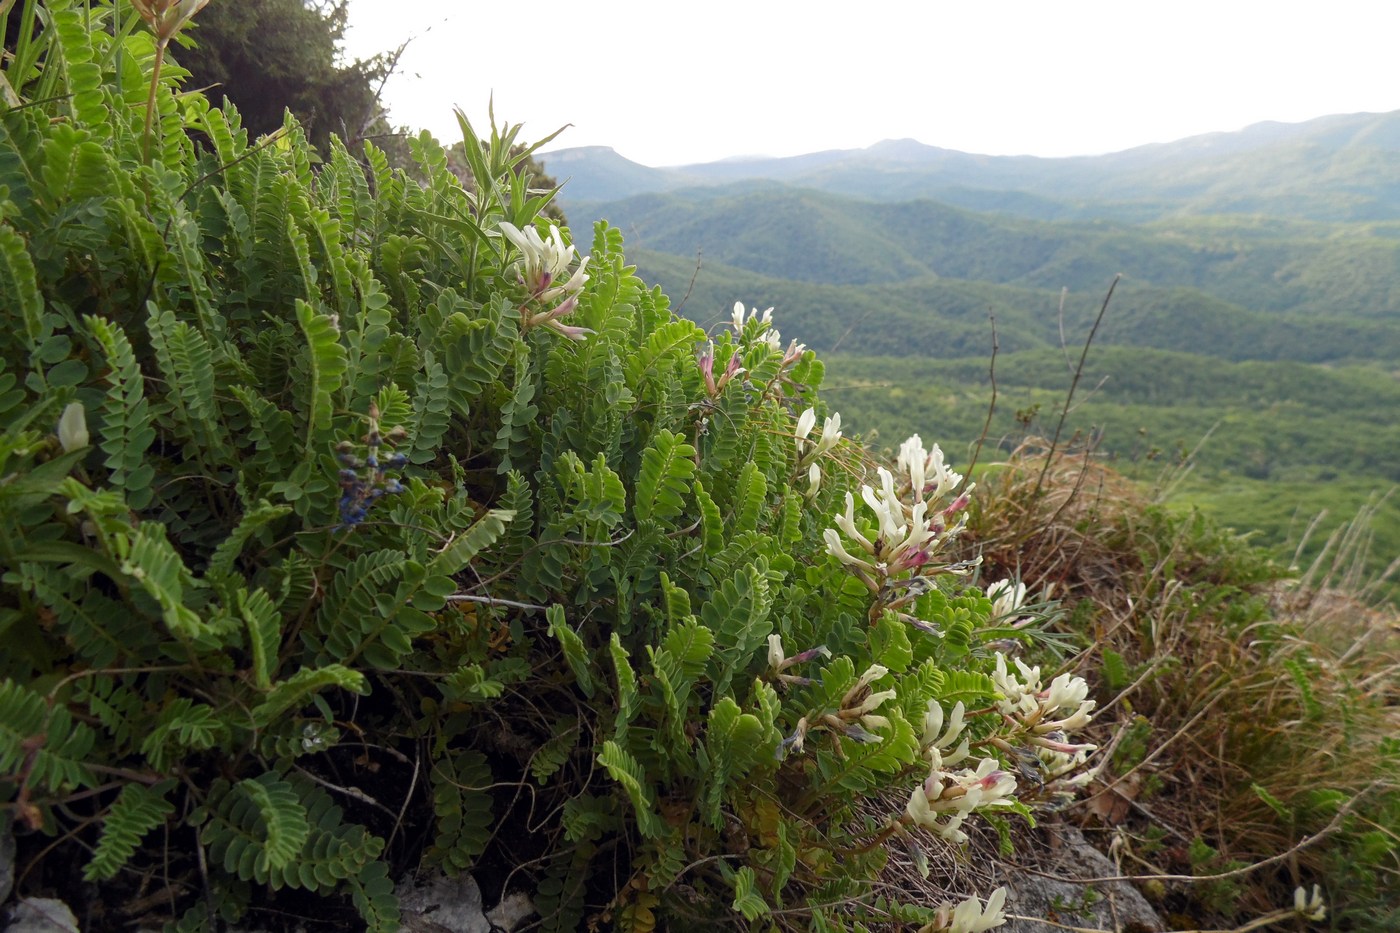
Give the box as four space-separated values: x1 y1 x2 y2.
0 678 96 794
85 780 176 881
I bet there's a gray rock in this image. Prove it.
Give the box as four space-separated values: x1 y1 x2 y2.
1 898 80 933
485 892 534 932
1000 825 1165 933
396 873 491 933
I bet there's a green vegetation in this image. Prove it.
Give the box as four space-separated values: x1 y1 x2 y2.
1 3 1395 933
0 3 1094 930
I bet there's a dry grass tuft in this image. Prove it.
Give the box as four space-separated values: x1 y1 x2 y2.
960 437 1400 930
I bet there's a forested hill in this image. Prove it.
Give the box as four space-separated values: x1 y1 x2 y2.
540 110 1400 221
564 187 1400 327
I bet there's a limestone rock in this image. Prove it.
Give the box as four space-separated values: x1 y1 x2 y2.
999 824 1165 933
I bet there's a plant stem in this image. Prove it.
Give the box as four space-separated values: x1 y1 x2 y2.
142 39 165 164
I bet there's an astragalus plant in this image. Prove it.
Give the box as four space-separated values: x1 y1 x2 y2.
0 2 1121 930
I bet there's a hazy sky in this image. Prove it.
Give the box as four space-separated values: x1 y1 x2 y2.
341 0 1400 167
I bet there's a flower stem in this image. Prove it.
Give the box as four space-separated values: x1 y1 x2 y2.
142 39 166 165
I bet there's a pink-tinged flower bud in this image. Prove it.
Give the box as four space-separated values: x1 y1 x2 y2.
722 351 743 384
697 343 718 396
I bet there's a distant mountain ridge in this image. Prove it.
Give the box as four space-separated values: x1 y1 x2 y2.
540 111 1400 221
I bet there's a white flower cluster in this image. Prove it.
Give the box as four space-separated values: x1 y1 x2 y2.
906 754 1018 844
732 301 807 364
992 653 1097 779
499 221 592 340
777 663 898 755
1293 885 1326 922
822 435 977 593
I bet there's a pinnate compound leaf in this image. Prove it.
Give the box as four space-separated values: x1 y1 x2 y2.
252 665 368 728
85 780 176 880
633 429 695 524
598 740 665 839
427 508 514 578
296 299 349 444
547 604 595 698
730 866 768 922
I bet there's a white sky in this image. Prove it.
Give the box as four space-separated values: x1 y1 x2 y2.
341 0 1400 167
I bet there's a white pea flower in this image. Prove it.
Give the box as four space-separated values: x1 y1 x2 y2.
824 528 877 574
943 887 1008 933
796 409 843 463
795 408 818 455
861 468 907 543
922 700 967 752
833 493 875 554
499 221 592 339
986 579 1028 624
805 462 822 500
906 756 1017 843
993 653 1043 717
499 221 589 302
897 434 929 498
814 413 842 457
57 402 88 452
731 301 774 332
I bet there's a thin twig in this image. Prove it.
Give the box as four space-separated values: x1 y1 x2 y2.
444 593 550 612
1029 784 1368 885
293 765 398 819
1032 275 1119 502
962 313 1000 489
675 248 702 312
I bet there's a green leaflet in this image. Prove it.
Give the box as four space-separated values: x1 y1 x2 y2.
207 500 294 580
139 698 227 772
407 350 451 464
493 340 538 472
0 678 96 793
610 632 638 738
730 866 769 922
732 460 768 535
147 304 228 460
239 587 282 690
425 749 494 871
119 522 212 643
701 697 770 826
204 773 311 880
0 222 43 347
702 560 775 696
625 318 704 391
